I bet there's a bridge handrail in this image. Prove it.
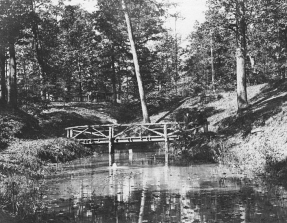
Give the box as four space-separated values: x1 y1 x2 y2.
65 122 185 130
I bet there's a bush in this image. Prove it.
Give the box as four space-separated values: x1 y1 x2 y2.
40 111 91 137
172 107 200 123
171 127 217 163
0 174 48 220
19 92 50 116
0 117 23 149
5 138 92 175
0 138 93 220
109 103 139 123
36 138 92 163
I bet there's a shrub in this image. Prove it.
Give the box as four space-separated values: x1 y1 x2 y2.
0 117 23 149
171 127 217 163
0 175 48 220
6 138 92 175
109 103 139 123
172 107 199 122
0 138 93 220
19 93 50 116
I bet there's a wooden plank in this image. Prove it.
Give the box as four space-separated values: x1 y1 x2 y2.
72 135 179 145
75 138 176 144
72 129 105 136
72 128 89 139
141 125 164 137
113 125 139 138
65 122 184 130
80 132 107 138
164 124 169 165
92 127 109 138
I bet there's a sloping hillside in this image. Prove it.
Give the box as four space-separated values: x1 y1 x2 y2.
154 80 287 175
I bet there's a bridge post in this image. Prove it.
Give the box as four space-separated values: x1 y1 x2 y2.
164 124 169 166
108 126 115 166
203 122 208 133
67 129 73 138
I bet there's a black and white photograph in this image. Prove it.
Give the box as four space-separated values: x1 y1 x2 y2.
1 0 287 222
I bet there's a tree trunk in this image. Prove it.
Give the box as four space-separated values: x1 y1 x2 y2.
121 0 150 123
32 18 46 101
117 69 122 103
174 17 178 95
210 36 215 92
236 48 247 109
111 53 117 104
8 42 17 108
0 45 6 104
78 57 83 102
66 76 72 102
236 0 248 111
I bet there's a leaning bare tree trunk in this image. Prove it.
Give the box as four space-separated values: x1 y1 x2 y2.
7 42 17 108
0 45 6 104
121 0 150 123
236 0 248 111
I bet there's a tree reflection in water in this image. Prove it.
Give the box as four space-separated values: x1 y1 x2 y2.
39 148 287 223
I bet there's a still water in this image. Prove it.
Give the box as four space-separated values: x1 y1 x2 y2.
41 145 287 223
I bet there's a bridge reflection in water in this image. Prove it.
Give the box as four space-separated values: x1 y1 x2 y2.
41 149 287 223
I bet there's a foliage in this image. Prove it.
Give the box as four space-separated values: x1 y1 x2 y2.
108 102 139 123
0 175 48 220
0 117 23 149
171 126 217 163
184 0 287 96
0 108 42 148
5 138 92 173
172 107 196 122
0 136 92 219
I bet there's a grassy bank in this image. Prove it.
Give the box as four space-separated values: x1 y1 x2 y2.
0 103 116 221
170 80 287 178
0 138 93 221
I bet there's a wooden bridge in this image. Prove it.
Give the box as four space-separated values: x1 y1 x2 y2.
65 122 208 166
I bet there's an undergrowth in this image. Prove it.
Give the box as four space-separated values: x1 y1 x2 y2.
2 138 92 176
171 127 218 163
0 175 47 221
0 117 22 148
0 138 92 220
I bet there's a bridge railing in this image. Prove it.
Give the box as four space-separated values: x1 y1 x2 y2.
65 122 208 145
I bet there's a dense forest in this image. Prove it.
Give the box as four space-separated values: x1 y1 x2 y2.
0 0 286 121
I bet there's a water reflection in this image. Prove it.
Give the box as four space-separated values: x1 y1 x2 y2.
41 146 287 223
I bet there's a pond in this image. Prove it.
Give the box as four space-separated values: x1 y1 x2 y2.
40 144 287 223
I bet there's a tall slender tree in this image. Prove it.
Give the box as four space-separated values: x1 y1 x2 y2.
0 45 6 104
236 0 247 110
121 0 150 123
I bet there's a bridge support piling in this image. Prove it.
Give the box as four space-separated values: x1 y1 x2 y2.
164 124 169 166
129 149 133 164
108 126 115 166
203 123 208 133
67 129 73 138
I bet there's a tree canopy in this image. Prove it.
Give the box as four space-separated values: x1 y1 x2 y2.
0 0 286 117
